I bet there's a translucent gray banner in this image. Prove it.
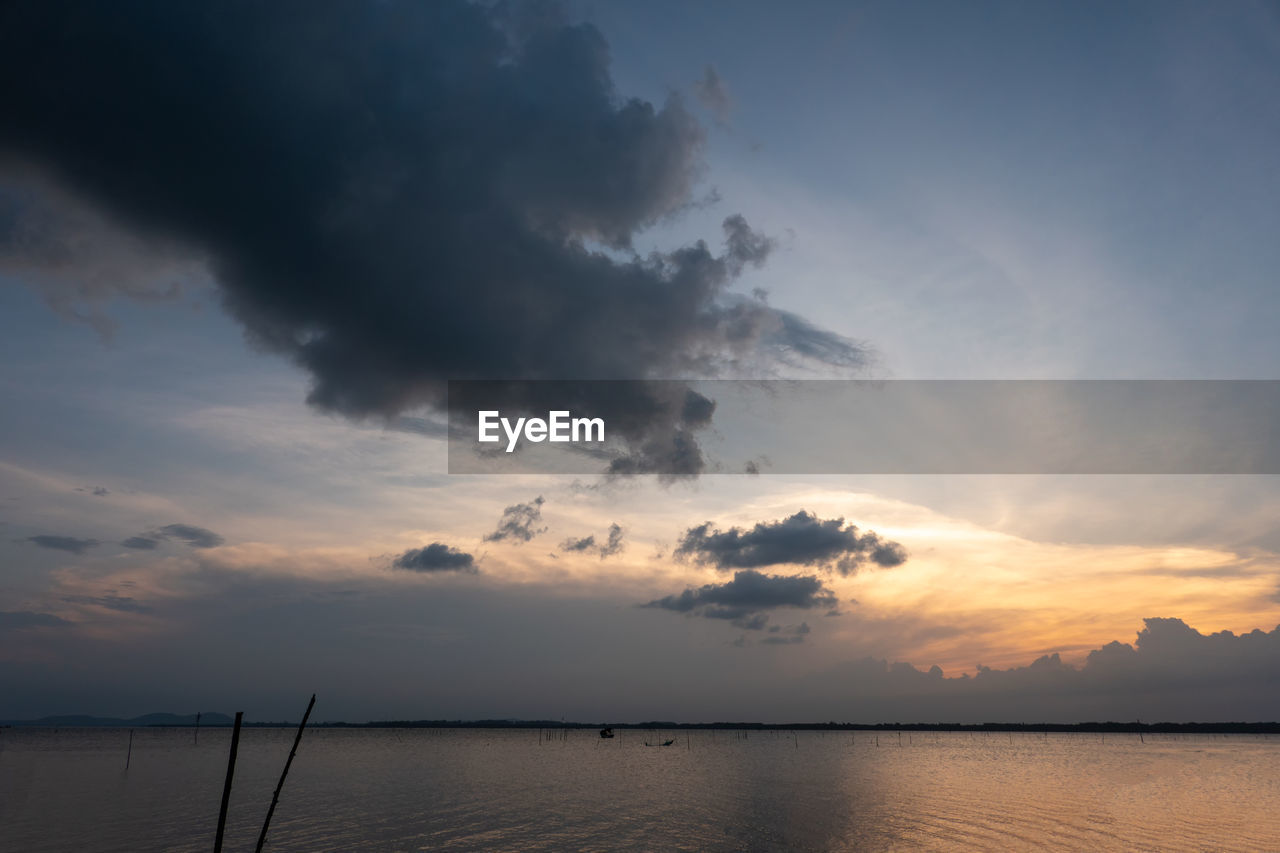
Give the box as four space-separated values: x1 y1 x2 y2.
446 380 1280 475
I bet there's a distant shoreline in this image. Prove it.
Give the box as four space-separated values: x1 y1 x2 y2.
5 716 1279 734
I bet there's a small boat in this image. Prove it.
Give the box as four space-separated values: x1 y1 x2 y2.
644 739 676 747
599 728 615 739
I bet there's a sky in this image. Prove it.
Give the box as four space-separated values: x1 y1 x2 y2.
1 0 1279 723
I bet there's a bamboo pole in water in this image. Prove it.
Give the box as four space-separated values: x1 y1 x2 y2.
213 711 244 853
194 711 201 745
255 693 316 853
125 729 133 770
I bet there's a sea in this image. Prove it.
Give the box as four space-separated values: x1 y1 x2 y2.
1 727 1277 851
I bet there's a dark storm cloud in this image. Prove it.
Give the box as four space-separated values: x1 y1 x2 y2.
559 522 625 558
675 511 907 575
25 535 98 554
0 0 866 478
644 569 838 622
0 610 69 629
485 496 547 544
392 543 477 574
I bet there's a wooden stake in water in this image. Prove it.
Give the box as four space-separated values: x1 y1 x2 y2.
125 729 133 770
195 711 201 745
255 693 316 853
213 711 244 853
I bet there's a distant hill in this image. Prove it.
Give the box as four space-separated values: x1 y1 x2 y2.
2 712 234 727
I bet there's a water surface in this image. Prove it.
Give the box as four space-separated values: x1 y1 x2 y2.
2 727 1276 851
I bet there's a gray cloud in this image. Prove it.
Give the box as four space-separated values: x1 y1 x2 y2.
485 496 547 544
388 416 450 439
732 612 771 631
693 65 732 123
121 524 224 550
0 0 866 479
74 486 110 496
559 522 624 559
561 535 595 553
736 618 812 643
2 553 1278 723
25 535 98 554
644 569 838 623
675 510 907 575
392 543 477 574
805 618 1280 723
599 523 625 558
156 524 225 549
0 175 199 337
0 610 69 630
62 594 151 614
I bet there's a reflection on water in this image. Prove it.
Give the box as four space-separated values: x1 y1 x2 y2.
2 727 1277 851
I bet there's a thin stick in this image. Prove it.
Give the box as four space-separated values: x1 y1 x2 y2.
195 711 201 745
126 729 133 770
214 711 244 853
255 694 316 853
